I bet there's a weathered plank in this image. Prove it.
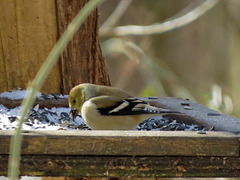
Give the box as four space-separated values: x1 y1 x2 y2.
143 97 240 134
0 155 239 177
0 0 60 94
0 131 239 156
0 97 68 109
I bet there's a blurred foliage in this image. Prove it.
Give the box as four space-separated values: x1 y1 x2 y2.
140 86 156 97
99 0 240 118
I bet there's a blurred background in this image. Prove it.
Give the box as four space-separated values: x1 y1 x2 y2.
98 0 240 118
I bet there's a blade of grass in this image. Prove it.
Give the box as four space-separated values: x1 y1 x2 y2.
8 0 105 179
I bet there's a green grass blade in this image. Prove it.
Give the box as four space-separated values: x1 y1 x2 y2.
8 0 105 179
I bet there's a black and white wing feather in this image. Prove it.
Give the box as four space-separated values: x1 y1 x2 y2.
97 97 179 116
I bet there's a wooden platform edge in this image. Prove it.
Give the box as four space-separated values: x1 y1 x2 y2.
0 155 239 178
0 130 239 156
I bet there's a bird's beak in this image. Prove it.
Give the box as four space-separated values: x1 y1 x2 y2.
69 108 79 120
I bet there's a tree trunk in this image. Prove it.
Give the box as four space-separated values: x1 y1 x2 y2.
55 0 110 94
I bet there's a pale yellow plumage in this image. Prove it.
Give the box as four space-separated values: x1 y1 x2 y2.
69 83 179 130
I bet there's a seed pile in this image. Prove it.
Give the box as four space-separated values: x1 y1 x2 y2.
137 116 206 131
0 104 205 131
0 91 207 131
0 105 84 130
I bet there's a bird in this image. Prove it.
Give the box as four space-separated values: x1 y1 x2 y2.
69 83 180 130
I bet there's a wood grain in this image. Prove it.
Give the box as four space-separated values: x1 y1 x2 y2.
0 97 68 109
0 155 239 177
143 97 240 134
0 0 111 94
0 131 239 156
0 0 60 93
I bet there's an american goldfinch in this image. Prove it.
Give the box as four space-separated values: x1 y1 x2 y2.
69 83 179 130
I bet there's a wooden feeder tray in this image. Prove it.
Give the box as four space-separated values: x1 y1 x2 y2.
0 97 239 178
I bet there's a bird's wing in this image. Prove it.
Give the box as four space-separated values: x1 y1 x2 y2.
89 96 179 116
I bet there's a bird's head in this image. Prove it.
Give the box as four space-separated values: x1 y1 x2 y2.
69 84 86 120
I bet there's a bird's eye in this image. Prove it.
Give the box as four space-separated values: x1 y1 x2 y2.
73 99 76 104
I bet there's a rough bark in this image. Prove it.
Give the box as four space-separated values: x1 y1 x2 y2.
55 0 111 94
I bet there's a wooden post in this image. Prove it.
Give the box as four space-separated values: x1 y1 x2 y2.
0 0 110 94
0 0 60 94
